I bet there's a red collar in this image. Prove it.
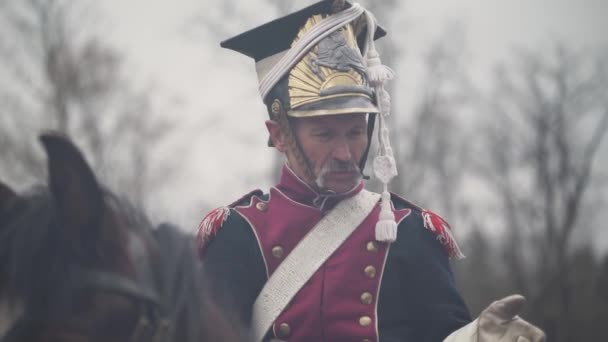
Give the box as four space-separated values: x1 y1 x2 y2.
275 165 364 211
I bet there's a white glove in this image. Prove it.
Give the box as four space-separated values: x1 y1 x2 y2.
444 294 546 342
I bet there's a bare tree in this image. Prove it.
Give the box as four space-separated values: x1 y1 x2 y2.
390 24 474 223
0 0 183 209
0 0 88 184
476 45 608 342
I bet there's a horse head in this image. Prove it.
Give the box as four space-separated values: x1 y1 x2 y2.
0 133 242 342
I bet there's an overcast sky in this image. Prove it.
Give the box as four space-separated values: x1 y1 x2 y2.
95 0 608 249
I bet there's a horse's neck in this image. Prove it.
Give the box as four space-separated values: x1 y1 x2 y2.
0 298 23 338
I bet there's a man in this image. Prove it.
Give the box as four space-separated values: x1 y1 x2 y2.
197 1 546 341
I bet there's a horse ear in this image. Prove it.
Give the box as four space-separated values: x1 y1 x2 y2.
39 133 104 246
0 182 17 213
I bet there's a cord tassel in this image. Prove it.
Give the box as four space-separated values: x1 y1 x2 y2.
364 9 399 242
375 188 397 242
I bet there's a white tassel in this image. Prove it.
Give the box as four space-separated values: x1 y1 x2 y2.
364 9 399 243
368 64 394 85
378 88 391 116
375 190 397 242
364 12 395 87
366 49 395 85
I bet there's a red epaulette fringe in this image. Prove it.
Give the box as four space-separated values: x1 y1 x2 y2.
421 209 465 260
196 206 231 258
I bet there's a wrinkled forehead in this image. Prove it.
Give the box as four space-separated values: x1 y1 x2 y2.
293 112 368 128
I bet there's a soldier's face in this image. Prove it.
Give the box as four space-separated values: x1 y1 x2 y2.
291 113 368 193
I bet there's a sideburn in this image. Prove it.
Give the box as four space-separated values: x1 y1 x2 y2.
275 102 318 186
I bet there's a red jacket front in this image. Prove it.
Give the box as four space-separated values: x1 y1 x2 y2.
198 165 470 341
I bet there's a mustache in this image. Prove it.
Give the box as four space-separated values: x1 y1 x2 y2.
315 158 362 190
321 159 360 173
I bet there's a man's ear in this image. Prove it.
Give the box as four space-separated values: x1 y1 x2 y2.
265 120 286 152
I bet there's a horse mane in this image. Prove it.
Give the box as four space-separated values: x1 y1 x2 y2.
152 223 206 340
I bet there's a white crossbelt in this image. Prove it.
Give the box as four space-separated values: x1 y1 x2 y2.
251 189 381 342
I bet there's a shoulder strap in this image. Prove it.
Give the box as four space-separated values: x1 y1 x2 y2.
251 189 380 342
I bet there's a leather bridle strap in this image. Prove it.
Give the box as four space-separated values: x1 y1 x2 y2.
79 270 159 304
0 269 167 342
251 189 380 342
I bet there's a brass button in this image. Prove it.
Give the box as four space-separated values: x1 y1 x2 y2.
277 322 291 338
359 316 372 327
256 202 268 212
271 245 284 258
360 292 373 305
271 99 282 115
364 265 376 278
366 241 378 252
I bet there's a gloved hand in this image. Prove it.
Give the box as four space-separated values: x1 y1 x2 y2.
478 294 545 342
443 294 546 342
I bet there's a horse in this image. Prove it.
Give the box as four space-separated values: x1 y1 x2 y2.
0 133 244 342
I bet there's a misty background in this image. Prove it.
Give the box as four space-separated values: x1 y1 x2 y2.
1 0 607 340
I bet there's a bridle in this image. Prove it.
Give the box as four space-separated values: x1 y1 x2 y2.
78 269 171 342
0 230 172 342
